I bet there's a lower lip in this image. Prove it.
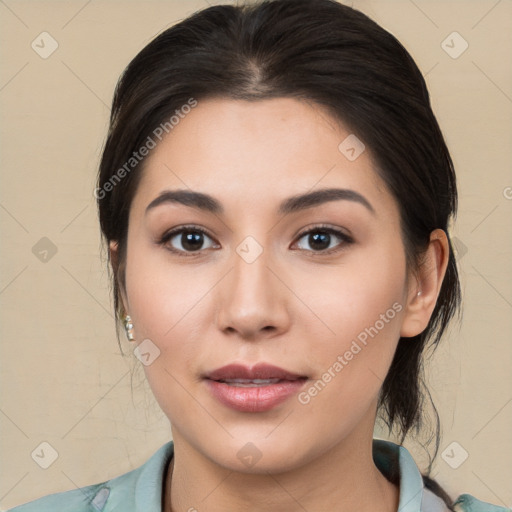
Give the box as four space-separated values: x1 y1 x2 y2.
205 379 307 412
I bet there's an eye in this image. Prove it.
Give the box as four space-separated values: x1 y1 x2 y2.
159 225 219 256
158 224 353 257
293 225 353 254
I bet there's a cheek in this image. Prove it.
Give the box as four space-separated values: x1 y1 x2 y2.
302 246 406 346
122 238 224 384
296 246 407 396
124 236 209 338
123 248 209 420
292 269 405 437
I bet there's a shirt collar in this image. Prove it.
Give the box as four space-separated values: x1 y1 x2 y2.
373 438 425 511
133 441 173 512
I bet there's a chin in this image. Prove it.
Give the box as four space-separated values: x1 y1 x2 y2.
197 433 317 475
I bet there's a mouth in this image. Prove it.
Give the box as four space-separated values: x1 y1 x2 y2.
203 363 308 412
215 378 290 387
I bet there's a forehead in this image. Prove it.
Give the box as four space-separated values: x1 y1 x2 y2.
132 97 394 217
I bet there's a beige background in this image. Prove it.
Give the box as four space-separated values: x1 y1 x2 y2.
1 0 511 509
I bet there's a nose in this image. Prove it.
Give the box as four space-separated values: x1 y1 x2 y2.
215 240 291 341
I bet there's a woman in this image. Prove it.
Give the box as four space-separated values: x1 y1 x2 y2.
7 0 510 511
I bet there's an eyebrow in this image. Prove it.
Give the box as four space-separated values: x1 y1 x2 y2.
145 187 375 216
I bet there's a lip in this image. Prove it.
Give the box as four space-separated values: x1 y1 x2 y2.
205 363 306 381
204 363 308 413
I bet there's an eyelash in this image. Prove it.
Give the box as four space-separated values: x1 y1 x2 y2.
157 224 354 258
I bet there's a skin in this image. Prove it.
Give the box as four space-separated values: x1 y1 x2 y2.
110 97 449 512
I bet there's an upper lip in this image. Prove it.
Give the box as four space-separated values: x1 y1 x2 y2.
205 363 307 381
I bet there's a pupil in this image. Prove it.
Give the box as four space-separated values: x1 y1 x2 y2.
310 232 330 250
182 232 203 251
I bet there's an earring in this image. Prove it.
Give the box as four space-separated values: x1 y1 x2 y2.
124 314 135 342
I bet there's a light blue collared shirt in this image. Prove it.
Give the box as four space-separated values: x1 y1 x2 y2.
7 439 509 511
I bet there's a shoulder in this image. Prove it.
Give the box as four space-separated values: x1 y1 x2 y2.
452 494 511 512
6 442 174 512
372 438 510 512
5 481 109 512
423 474 510 512
422 487 511 512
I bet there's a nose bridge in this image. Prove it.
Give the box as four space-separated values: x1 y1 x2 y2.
233 237 271 300
215 233 289 337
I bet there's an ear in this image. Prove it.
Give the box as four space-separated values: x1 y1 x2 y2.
109 241 129 315
400 229 450 338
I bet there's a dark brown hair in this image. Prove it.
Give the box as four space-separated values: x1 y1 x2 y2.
97 0 461 504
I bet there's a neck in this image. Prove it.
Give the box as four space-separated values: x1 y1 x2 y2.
164 424 399 512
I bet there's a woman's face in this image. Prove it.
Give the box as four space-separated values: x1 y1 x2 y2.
119 97 417 472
